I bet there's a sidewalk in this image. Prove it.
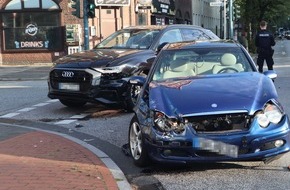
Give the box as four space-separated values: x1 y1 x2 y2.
0 124 132 190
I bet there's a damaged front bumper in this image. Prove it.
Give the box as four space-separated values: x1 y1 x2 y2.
47 68 130 105
143 117 290 164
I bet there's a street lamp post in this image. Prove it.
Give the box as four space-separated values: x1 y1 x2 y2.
223 0 227 39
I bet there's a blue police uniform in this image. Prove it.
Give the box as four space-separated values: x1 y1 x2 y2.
255 29 275 73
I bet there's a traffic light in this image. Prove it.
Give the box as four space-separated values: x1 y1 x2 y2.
233 4 241 20
87 0 96 18
226 2 230 20
71 0 81 18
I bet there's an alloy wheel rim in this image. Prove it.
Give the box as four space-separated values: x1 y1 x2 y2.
129 122 142 160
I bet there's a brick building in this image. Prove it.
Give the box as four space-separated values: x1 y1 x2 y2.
0 0 220 65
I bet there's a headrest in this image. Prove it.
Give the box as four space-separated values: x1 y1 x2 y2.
221 53 237 66
170 58 188 72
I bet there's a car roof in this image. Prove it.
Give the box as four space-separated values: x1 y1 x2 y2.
123 24 206 30
162 40 242 50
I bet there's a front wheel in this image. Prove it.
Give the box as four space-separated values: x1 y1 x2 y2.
128 115 150 167
59 99 87 107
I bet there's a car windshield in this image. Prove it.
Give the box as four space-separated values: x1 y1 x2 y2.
152 47 254 81
94 29 160 50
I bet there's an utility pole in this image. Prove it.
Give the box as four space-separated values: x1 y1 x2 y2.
83 0 89 50
229 0 233 39
223 0 227 39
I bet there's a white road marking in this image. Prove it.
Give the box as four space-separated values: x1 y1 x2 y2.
18 107 36 112
54 119 77 125
0 86 31 89
70 114 90 119
33 103 50 107
0 100 58 118
46 99 59 103
0 113 20 118
0 99 86 125
53 113 90 125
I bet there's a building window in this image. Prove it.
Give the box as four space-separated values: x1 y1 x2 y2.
5 0 59 10
2 0 62 52
138 13 147 25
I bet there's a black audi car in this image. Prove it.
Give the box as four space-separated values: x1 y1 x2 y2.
47 24 220 111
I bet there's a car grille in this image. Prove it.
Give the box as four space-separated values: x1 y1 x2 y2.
50 69 92 92
187 113 250 134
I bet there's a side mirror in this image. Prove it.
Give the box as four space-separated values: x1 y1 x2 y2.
129 76 146 86
263 70 277 80
156 42 168 54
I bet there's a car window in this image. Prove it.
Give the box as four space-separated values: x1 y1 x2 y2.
95 29 160 49
159 29 183 45
126 30 159 49
152 47 254 81
181 29 210 41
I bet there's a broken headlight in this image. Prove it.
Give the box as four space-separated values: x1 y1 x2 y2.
94 65 127 80
91 72 102 86
256 103 283 128
153 111 186 133
101 65 125 73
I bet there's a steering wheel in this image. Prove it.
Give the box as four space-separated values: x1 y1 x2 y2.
217 67 239 74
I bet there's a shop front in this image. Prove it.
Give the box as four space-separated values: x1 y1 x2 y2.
0 0 177 65
0 0 64 65
151 0 175 25
135 0 176 26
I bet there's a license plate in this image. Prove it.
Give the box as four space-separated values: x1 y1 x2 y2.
194 137 238 158
59 83 80 91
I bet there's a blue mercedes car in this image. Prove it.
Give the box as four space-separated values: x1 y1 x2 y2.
127 40 290 167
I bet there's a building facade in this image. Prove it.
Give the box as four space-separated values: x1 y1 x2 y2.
0 0 220 65
191 0 221 36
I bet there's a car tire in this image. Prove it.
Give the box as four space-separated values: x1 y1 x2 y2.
125 83 142 112
128 115 150 167
59 99 87 107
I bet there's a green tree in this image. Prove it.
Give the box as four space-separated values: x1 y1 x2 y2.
234 0 290 52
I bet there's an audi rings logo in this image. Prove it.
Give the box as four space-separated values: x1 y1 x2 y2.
62 71 74 78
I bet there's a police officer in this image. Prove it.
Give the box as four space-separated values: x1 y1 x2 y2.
255 20 276 73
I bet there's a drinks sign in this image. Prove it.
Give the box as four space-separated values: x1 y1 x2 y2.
14 22 49 49
25 23 38 36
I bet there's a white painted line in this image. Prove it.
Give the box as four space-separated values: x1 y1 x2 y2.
0 86 31 89
18 107 36 112
33 103 49 107
70 113 90 119
273 65 290 68
0 113 20 118
46 99 59 103
54 119 77 125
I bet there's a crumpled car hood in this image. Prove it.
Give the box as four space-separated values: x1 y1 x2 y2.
54 48 144 68
149 73 277 117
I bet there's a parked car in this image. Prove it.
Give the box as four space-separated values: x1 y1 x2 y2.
284 31 290 40
47 25 220 111
127 40 290 167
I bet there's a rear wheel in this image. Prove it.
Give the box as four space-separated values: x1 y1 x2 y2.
128 116 150 167
59 99 87 107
